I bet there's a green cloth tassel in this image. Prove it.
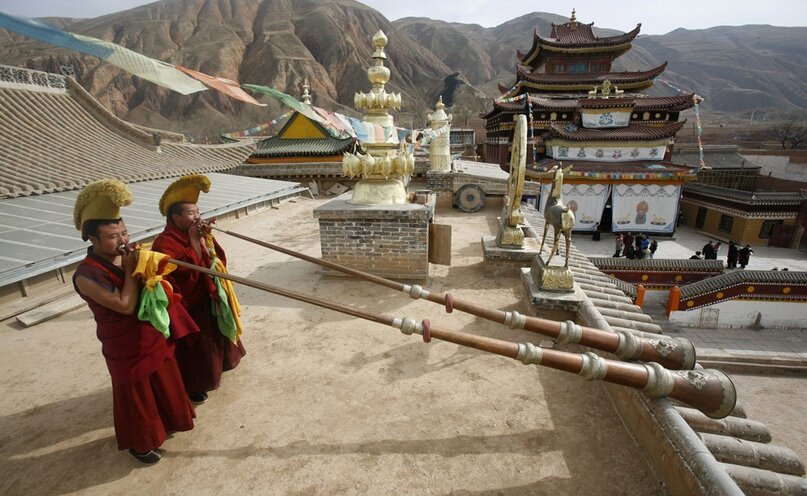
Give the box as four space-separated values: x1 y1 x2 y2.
210 257 238 343
138 283 170 338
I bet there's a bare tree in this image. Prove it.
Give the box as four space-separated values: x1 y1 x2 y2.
769 121 807 149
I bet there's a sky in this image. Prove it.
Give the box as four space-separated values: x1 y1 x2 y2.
1 0 806 35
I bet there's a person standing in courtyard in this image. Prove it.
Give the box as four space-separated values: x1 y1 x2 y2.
702 241 716 260
152 175 246 405
614 233 624 257
71 180 196 465
727 240 738 269
739 244 754 269
649 239 658 258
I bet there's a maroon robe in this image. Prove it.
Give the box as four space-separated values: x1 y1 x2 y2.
152 219 246 393
73 250 196 451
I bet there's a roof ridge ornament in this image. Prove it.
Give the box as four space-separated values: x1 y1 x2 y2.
587 79 624 99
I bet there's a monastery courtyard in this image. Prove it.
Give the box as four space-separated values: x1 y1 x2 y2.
0 197 805 495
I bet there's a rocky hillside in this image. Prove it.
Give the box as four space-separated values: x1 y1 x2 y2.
0 0 454 136
1 1 804 137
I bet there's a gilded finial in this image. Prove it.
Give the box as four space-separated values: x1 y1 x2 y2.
436 95 444 110
570 9 577 23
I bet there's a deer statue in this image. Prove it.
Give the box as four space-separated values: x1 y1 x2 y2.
539 164 575 266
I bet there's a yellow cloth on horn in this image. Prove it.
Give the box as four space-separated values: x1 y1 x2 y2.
204 233 243 343
133 248 177 337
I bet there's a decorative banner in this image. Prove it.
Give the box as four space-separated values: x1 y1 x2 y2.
176 66 264 106
549 143 666 162
538 183 609 231
612 184 681 233
495 93 527 104
580 111 631 129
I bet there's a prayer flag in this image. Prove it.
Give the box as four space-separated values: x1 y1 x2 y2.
176 66 265 106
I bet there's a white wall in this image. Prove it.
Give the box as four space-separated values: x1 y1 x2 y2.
669 300 807 330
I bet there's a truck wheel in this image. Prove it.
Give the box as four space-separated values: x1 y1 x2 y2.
455 184 485 213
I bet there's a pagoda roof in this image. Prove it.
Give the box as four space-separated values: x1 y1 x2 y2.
633 94 696 112
527 158 696 178
252 135 355 158
546 120 686 141
483 93 695 119
499 63 667 97
518 22 642 68
0 66 254 198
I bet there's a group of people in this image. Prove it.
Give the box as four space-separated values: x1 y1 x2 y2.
72 175 245 465
613 232 658 259
690 240 754 269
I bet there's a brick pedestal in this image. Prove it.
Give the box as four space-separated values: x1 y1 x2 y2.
314 193 434 280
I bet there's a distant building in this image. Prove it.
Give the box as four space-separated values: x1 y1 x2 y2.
674 145 806 247
482 11 698 234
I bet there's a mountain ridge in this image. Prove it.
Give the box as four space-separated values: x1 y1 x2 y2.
1 1 804 137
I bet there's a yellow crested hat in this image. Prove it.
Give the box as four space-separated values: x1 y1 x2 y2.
73 179 132 232
159 175 211 216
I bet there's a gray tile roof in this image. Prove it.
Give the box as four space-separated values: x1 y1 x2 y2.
683 183 806 206
253 135 355 158
673 145 761 170
680 270 807 299
0 66 255 199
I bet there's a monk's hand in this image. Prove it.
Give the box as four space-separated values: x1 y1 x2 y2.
121 248 137 275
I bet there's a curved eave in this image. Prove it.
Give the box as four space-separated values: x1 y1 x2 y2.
519 62 667 84
546 120 686 141
521 24 642 67
634 94 696 112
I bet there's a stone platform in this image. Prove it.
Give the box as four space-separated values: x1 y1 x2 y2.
313 192 435 280
481 235 541 276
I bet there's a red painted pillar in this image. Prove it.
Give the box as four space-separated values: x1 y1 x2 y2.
635 284 646 309
666 286 681 316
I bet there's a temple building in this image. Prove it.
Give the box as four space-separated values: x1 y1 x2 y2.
482 11 698 234
672 145 807 247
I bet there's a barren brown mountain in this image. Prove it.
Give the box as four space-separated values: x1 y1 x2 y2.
2 1 805 137
0 0 453 137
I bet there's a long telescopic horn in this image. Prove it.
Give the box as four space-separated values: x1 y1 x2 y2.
212 227 695 370
167 258 735 419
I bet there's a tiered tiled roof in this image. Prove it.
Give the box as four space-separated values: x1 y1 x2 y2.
680 270 807 300
522 209 807 494
517 63 667 87
0 66 255 198
498 63 667 97
546 120 686 141
633 94 696 112
518 22 642 67
484 94 695 119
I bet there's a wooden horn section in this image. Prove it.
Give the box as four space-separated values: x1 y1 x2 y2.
214 227 697 370
166 257 736 419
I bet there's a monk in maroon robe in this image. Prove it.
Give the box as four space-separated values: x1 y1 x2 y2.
152 202 245 402
74 218 197 464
